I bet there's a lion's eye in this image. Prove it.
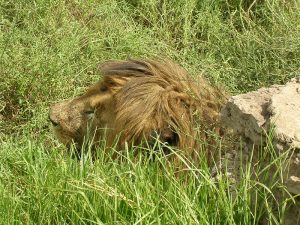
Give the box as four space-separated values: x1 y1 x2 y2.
100 85 108 92
85 110 94 114
84 110 94 119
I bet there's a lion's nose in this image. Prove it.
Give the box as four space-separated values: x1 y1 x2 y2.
49 114 59 126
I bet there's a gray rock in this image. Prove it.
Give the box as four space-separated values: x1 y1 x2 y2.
268 78 300 149
221 78 300 150
220 78 300 223
221 86 282 145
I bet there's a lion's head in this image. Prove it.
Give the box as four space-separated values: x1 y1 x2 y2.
49 59 225 158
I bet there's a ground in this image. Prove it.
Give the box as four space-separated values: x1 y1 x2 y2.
0 0 300 224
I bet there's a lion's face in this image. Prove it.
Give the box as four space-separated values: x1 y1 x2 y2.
49 81 116 151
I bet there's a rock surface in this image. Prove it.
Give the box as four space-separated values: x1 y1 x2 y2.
221 77 300 149
268 78 300 149
220 77 300 224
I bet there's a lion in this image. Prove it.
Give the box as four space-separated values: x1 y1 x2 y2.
49 59 225 161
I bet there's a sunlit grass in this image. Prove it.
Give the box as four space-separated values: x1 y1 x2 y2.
0 132 293 224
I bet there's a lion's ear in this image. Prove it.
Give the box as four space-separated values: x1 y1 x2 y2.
149 129 179 150
100 60 151 77
100 60 153 95
102 76 131 94
160 129 179 147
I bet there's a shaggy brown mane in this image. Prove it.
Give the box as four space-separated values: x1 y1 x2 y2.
49 59 225 161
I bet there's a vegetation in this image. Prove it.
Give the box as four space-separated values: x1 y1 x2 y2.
0 0 299 224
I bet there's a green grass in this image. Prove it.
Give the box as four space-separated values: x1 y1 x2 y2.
0 132 292 224
0 0 299 224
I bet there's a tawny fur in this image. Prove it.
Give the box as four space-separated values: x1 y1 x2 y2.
49 59 225 159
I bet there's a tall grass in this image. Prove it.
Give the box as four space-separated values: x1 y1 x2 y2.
0 132 292 224
0 0 299 224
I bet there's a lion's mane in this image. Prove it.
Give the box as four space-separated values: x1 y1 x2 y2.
49 59 225 159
